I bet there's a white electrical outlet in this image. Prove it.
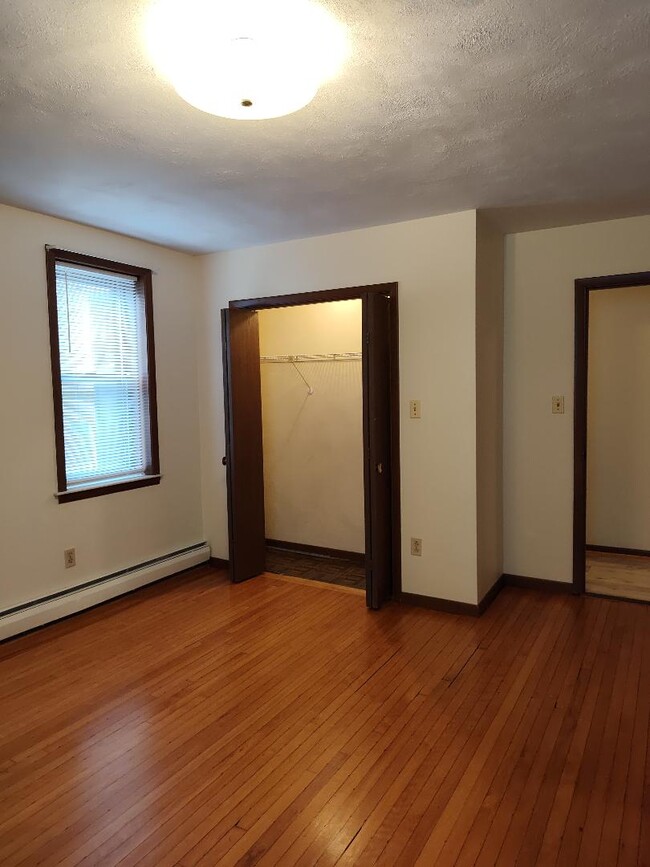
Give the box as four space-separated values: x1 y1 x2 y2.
409 400 421 419
411 537 423 557
64 548 76 568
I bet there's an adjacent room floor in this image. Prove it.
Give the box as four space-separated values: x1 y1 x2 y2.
1 563 648 866
586 549 650 603
265 545 366 590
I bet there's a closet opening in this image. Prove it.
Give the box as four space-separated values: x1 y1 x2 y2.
260 299 366 591
221 283 400 609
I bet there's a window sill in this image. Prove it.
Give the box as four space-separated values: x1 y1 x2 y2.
55 474 161 503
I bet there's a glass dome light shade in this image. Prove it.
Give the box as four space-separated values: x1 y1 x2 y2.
144 0 349 120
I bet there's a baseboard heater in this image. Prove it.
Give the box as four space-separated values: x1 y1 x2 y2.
0 542 210 642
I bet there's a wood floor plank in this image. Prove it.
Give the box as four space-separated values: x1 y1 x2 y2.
0 565 648 866
111 608 449 866
596 611 644 867
334 598 533 867
439 596 590 867
316 597 539 867
471 598 608 867
12 592 369 865
81 599 456 866
410 599 567 865
586 550 650 602
376 599 543 866
155 607 476 866
533 600 626 866
554 602 633 866
579 603 640 864
1 585 352 862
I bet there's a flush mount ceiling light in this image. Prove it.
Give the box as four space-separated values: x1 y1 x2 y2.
144 0 349 120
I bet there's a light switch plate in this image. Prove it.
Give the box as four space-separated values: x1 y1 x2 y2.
552 395 565 414
409 400 421 419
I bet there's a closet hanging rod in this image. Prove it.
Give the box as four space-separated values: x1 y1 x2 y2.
260 352 362 363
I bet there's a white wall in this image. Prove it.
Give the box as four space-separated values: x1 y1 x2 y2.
504 215 650 583
198 210 483 604
0 204 204 612
587 285 650 551
259 301 364 553
6 199 647 610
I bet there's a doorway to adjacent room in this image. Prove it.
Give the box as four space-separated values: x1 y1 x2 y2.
574 271 650 603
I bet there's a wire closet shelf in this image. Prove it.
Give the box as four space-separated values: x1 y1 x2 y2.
260 352 362 363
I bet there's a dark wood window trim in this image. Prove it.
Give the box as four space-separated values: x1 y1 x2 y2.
45 247 160 504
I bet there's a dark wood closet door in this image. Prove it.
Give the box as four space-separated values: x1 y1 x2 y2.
363 292 393 609
221 308 266 583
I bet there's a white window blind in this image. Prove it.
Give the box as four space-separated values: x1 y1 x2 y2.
55 262 153 490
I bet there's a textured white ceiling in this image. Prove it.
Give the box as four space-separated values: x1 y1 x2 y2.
0 0 648 252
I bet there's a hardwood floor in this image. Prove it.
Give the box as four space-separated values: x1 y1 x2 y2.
1 564 648 866
587 550 650 603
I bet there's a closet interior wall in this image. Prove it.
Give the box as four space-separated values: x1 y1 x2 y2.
258 301 364 554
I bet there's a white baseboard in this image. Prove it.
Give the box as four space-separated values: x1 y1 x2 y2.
0 544 210 641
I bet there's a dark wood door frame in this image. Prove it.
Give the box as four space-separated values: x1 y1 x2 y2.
229 283 402 601
573 270 650 593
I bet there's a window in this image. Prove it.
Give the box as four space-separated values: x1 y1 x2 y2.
46 248 160 502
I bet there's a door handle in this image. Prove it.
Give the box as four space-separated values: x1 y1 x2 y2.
376 462 383 474
222 456 227 466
